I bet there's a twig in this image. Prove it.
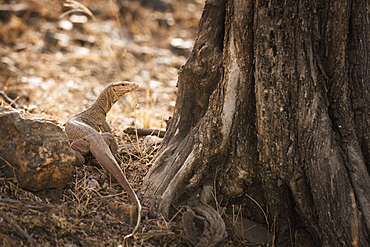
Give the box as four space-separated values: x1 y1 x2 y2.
60 0 96 21
245 193 269 230
0 198 56 210
0 211 39 246
0 90 19 108
123 127 166 138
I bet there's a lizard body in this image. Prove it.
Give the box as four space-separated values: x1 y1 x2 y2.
65 81 141 238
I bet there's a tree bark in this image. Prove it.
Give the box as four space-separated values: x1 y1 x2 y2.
143 0 370 246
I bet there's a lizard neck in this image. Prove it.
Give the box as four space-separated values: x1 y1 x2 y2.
89 86 118 115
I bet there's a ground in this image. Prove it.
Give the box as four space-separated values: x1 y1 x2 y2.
1 0 196 246
0 0 252 246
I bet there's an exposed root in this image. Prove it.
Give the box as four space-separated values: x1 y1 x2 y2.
182 203 227 247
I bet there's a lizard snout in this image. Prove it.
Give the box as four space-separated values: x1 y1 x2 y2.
113 81 139 94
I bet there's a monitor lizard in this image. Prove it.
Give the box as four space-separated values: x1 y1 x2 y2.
65 81 141 238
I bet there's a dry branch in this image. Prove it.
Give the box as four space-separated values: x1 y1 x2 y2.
0 90 19 108
124 127 166 138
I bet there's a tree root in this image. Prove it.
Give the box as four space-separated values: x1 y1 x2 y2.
182 203 227 247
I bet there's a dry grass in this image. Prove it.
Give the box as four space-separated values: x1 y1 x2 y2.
0 0 272 246
0 0 202 245
0 141 181 246
0 0 198 127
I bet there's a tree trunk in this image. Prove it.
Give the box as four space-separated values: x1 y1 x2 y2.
143 0 370 246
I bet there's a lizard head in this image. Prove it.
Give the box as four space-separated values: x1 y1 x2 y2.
111 81 139 99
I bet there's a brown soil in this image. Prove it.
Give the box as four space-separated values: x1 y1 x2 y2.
0 0 259 246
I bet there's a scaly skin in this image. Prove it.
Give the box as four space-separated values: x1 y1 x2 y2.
65 81 141 238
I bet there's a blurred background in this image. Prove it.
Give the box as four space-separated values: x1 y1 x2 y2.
0 0 204 129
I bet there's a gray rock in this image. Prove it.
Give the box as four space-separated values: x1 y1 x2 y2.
0 107 77 191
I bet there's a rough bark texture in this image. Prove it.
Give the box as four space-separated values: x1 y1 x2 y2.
143 0 370 246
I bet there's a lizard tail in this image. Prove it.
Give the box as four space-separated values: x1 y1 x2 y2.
90 141 142 238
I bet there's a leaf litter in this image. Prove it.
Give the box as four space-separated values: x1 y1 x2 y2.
1 0 265 245
0 0 203 246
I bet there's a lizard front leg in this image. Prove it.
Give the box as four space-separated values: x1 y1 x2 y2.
99 120 118 154
101 132 118 154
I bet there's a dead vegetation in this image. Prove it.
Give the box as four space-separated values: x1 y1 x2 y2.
0 0 263 246
0 0 201 245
